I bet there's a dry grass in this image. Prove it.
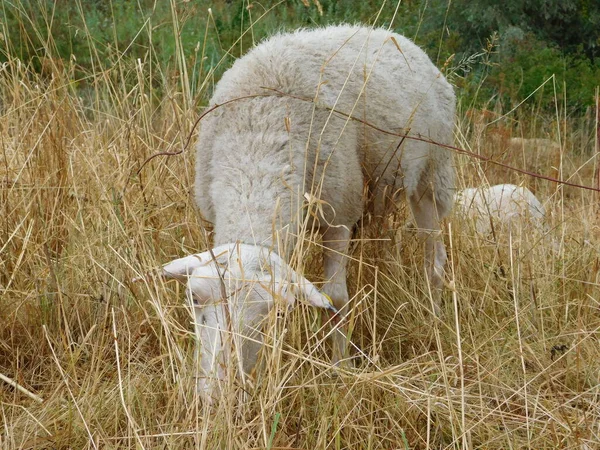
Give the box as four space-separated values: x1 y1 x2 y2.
2 12 600 450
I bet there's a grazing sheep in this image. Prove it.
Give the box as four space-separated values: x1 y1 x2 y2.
454 184 546 236
167 25 455 401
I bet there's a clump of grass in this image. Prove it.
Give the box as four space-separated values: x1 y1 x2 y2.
2 2 600 449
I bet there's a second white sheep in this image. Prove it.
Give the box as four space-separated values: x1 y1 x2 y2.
455 184 546 236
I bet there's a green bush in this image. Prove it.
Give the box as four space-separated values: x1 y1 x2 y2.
459 30 600 112
1 0 598 112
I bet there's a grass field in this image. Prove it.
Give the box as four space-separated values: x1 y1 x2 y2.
2 3 600 449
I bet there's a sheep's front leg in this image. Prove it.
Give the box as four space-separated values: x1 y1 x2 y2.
194 303 227 404
322 226 352 366
408 190 447 313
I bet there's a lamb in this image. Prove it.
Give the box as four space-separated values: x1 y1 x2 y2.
454 184 546 236
160 25 456 402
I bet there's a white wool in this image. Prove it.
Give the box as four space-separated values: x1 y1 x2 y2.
195 25 455 246
186 25 455 402
455 184 546 236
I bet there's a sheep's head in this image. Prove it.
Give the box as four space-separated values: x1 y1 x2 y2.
137 243 336 400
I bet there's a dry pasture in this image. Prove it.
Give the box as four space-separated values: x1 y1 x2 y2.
1 38 600 450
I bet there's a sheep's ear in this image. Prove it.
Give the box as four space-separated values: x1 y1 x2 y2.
258 272 335 312
256 274 297 307
160 251 214 281
291 272 337 313
187 264 223 305
264 251 337 313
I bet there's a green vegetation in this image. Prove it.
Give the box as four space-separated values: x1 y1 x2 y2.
2 0 599 110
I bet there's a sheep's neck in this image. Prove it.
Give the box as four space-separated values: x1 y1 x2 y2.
213 170 303 253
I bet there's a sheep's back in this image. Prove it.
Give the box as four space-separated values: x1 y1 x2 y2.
211 26 454 136
196 26 456 231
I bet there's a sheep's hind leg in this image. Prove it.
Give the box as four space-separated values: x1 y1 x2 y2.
408 189 447 315
321 226 353 367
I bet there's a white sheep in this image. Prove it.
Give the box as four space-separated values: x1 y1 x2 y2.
163 25 456 401
454 184 546 236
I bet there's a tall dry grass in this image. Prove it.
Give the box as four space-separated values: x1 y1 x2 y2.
2 5 600 449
